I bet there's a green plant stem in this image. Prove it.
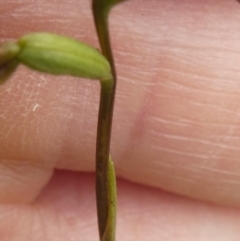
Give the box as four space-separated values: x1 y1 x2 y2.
92 2 117 239
96 79 115 238
92 4 117 78
102 157 117 241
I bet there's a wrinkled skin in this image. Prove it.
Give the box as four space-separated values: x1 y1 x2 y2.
1 0 240 240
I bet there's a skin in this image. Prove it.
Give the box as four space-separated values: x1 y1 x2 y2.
1 0 240 240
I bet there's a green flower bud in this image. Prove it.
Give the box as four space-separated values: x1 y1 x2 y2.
17 32 112 81
0 41 20 65
0 42 20 84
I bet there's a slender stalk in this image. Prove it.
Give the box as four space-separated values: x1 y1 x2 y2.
92 1 117 239
92 4 117 78
96 79 115 238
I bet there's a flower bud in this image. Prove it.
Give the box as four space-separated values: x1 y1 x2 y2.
17 32 112 81
0 41 20 65
0 42 20 84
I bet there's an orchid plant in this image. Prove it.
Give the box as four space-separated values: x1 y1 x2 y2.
0 0 127 241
